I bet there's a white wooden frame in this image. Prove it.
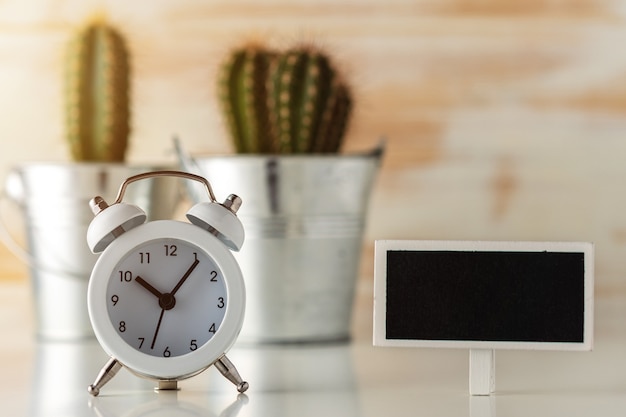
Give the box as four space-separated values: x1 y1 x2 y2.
373 240 594 395
373 240 594 351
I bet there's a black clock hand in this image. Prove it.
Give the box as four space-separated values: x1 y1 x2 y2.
170 259 200 296
137 275 176 310
151 308 166 350
145 259 200 351
146 259 199 351
135 276 163 299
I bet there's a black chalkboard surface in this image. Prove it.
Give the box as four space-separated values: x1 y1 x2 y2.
374 241 593 351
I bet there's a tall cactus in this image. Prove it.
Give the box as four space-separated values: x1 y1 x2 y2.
218 45 274 153
64 21 131 162
218 44 352 154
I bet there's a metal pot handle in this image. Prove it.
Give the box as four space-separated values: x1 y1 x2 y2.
0 189 30 267
0 171 88 279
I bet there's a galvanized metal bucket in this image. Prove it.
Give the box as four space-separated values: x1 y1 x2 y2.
3 163 177 341
179 146 383 343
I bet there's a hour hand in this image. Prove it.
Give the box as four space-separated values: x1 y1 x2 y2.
135 276 163 299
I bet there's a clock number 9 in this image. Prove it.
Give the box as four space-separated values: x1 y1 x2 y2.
111 294 119 306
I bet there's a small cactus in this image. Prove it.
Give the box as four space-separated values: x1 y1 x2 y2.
64 20 131 162
218 44 352 154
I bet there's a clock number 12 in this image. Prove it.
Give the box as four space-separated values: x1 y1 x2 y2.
164 244 177 256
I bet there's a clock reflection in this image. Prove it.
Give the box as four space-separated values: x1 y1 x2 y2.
28 340 359 417
90 392 248 417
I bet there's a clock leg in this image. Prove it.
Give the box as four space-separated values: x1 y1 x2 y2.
88 357 123 396
214 354 249 393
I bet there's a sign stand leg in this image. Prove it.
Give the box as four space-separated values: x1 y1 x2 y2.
469 349 495 396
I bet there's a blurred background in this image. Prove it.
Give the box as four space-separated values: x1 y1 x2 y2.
1 0 626 294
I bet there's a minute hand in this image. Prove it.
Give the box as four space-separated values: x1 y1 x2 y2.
170 259 200 296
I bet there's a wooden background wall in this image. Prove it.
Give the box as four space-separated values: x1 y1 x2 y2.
2 0 626 292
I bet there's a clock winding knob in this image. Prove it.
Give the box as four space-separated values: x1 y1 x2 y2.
89 196 109 215
222 194 242 214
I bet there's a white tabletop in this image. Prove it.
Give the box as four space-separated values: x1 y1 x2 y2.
2 281 626 417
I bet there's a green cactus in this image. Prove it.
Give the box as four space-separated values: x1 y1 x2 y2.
217 45 274 153
64 21 131 162
268 47 352 153
218 44 352 154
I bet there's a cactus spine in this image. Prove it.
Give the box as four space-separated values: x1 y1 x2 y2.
218 44 352 154
65 21 130 162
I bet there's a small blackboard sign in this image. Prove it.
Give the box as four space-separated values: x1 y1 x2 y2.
374 240 593 351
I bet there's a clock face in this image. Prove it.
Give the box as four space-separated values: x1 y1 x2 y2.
88 220 245 380
106 238 228 358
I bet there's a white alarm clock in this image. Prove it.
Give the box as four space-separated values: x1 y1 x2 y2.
85 171 248 396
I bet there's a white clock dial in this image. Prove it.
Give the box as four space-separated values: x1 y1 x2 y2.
88 220 246 380
106 239 227 358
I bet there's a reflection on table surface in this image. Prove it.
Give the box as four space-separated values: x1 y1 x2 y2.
4 283 626 416
28 341 360 417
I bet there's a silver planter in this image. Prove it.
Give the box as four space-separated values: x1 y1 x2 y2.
4 163 178 340
180 148 382 343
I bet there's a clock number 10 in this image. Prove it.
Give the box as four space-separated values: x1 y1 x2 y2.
119 271 133 282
